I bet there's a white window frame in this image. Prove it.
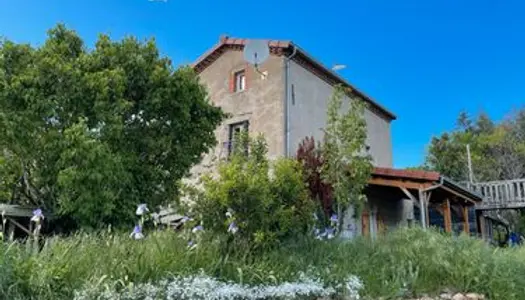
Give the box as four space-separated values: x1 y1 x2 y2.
228 121 249 156
234 70 246 92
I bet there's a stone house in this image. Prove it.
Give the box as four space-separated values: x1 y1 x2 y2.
190 36 483 238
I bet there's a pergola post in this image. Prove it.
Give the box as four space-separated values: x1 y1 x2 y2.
443 199 452 233
418 189 427 229
425 191 431 228
476 210 486 240
463 206 470 235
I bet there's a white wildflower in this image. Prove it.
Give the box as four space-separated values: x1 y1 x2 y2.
73 272 349 300
345 275 364 300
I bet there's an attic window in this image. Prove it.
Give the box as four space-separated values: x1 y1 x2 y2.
234 70 246 92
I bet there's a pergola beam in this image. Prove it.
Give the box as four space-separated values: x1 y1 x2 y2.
399 187 420 208
369 178 432 190
5 217 33 237
439 185 477 205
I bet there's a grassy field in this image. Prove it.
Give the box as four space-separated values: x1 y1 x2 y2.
1 227 524 299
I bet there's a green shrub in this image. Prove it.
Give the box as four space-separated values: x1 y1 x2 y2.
183 134 315 251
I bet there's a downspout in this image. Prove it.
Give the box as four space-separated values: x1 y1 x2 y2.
283 45 297 157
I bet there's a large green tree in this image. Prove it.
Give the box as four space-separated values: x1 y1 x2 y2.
424 110 525 182
0 25 225 228
321 86 373 233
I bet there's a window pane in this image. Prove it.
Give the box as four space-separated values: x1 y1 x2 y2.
240 74 245 90
234 70 245 92
228 121 249 156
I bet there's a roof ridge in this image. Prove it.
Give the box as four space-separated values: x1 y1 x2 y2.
192 36 396 120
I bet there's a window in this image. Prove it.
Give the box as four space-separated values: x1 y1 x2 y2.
234 70 246 92
228 121 249 156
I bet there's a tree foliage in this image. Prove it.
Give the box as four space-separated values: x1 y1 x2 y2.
299 86 372 231
184 133 314 250
423 108 525 232
424 109 525 182
0 24 225 228
296 136 333 217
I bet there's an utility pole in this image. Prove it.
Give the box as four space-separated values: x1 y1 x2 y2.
467 144 474 183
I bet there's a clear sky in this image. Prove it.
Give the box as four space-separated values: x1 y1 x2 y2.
1 0 524 168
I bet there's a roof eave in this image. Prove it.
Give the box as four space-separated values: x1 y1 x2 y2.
289 44 397 121
191 37 396 121
441 176 483 203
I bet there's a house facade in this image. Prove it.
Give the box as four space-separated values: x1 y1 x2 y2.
191 37 394 177
190 36 483 238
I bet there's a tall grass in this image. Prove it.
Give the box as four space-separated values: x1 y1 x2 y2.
0 228 524 299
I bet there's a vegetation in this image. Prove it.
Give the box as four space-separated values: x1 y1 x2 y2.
424 109 525 182
2 24 515 300
181 133 315 251
296 136 333 218
422 109 525 231
1 228 524 299
296 85 372 232
0 25 224 229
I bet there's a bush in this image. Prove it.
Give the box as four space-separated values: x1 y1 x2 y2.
182 134 315 251
296 136 333 219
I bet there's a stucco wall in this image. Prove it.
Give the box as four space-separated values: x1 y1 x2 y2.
368 196 405 231
188 50 285 180
287 60 393 167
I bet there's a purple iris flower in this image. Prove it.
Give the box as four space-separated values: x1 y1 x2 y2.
192 225 204 233
330 214 338 223
187 240 197 249
31 208 44 222
130 225 144 240
325 227 336 239
228 222 238 234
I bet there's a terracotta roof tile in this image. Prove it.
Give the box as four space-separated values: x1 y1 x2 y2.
372 167 441 182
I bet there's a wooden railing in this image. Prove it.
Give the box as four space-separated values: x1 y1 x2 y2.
467 179 525 210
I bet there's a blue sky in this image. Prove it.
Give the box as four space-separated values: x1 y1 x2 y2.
1 0 524 168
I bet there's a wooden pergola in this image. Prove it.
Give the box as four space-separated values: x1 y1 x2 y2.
368 168 484 235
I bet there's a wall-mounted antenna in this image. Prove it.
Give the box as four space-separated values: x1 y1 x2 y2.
332 64 346 71
243 40 270 79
